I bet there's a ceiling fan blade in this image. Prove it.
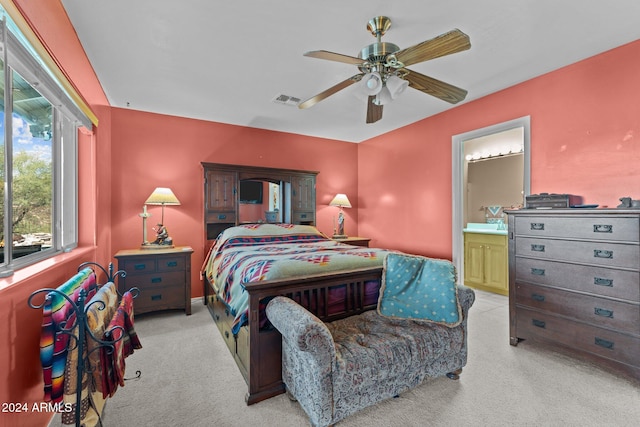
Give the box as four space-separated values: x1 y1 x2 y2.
366 96 383 124
405 69 467 104
304 50 365 66
298 74 364 109
394 29 470 67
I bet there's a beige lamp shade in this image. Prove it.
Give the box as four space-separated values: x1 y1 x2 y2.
329 193 352 208
145 187 181 205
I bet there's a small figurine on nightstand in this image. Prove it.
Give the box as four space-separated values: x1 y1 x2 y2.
152 223 173 246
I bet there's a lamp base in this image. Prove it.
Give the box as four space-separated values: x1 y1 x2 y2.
140 243 175 250
332 234 348 239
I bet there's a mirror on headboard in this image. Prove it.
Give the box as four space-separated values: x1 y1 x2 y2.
238 179 283 224
202 162 318 240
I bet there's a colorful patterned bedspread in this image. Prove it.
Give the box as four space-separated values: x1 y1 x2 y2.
203 223 388 334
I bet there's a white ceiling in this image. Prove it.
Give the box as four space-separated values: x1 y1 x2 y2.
61 1 640 143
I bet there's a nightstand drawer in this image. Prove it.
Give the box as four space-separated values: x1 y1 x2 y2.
122 258 157 274
128 271 185 288
334 237 371 247
134 284 185 314
157 256 186 272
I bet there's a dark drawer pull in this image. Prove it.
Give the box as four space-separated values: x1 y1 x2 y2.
594 277 613 287
593 224 613 233
593 249 613 259
532 319 546 328
530 223 545 231
594 307 613 318
151 294 162 301
218 214 227 220
531 293 545 302
300 213 307 218
166 261 178 267
531 268 546 276
215 314 220 321
531 244 545 252
595 337 614 350
134 263 146 270
151 277 162 283
224 331 230 339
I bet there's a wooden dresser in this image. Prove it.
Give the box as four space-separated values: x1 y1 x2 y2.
506 209 639 379
115 246 193 315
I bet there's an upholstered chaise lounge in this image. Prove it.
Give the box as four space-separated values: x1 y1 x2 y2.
266 278 475 427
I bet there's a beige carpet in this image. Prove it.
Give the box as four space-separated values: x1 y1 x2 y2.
54 290 639 426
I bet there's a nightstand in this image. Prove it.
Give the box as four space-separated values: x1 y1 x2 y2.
333 237 371 247
115 246 193 315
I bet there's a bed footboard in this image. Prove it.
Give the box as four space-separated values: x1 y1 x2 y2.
206 267 384 405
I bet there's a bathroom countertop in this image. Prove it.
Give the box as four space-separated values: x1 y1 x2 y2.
463 223 508 235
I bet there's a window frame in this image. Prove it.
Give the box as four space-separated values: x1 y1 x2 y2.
0 16 88 277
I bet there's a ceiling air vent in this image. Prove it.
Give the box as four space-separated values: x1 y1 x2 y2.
272 94 301 106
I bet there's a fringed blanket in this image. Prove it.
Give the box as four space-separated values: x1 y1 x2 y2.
377 253 462 327
203 224 388 334
40 268 97 402
101 291 142 398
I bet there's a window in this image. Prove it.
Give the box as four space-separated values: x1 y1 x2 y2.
0 14 89 277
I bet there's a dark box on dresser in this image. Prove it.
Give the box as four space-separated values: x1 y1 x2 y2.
525 193 582 209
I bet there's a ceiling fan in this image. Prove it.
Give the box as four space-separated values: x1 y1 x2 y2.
298 16 470 124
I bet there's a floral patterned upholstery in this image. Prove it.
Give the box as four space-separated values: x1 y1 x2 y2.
266 285 475 427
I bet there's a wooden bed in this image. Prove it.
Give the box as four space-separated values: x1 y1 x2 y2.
204 265 383 404
201 162 387 404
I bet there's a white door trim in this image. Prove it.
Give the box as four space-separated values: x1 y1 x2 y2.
451 116 531 284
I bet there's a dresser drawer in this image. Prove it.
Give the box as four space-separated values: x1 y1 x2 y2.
516 237 639 269
515 258 640 302
515 283 640 335
514 216 639 242
515 307 640 368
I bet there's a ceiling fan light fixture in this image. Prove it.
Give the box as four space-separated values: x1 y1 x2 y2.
386 75 409 99
375 86 393 105
362 72 383 95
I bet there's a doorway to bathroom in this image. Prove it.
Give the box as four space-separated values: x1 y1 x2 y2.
451 116 531 283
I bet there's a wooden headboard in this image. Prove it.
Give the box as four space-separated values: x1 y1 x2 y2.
202 162 318 240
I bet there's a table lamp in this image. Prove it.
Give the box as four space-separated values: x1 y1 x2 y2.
329 193 352 239
140 187 181 249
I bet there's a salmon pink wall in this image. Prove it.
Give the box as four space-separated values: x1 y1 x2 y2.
0 3 110 426
358 40 640 258
109 108 360 297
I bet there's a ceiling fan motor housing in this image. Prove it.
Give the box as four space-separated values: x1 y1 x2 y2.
359 42 400 66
